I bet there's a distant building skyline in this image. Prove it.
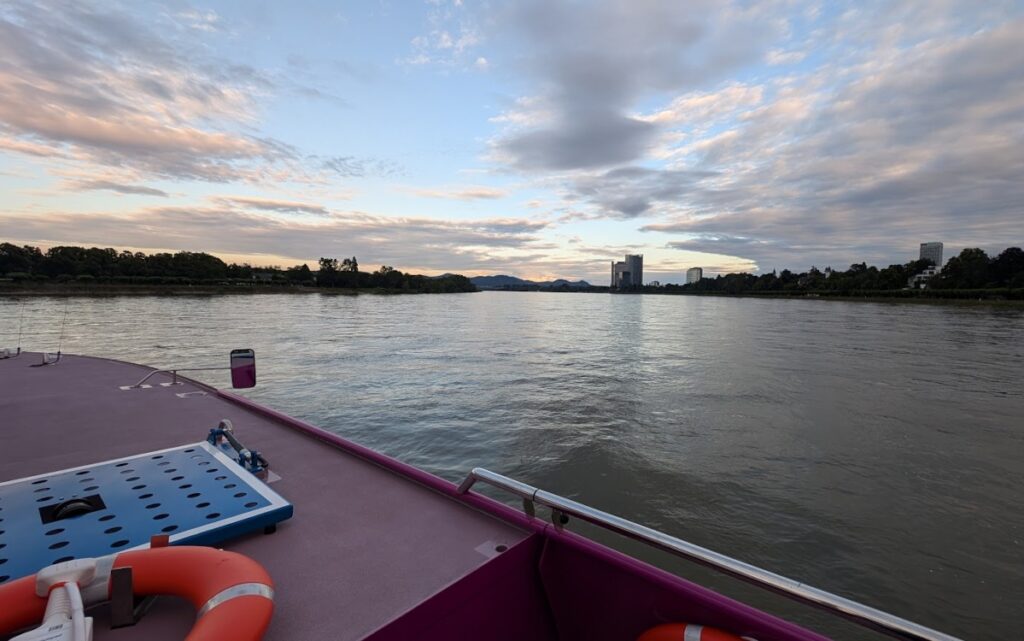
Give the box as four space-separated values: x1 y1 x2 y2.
686 267 704 284
611 254 644 289
920 242 944 267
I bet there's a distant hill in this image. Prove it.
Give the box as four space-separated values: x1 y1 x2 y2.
470 275 529 288
546 278 593 288
470 275 594 290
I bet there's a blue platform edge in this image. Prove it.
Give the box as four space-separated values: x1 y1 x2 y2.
0 441 293 583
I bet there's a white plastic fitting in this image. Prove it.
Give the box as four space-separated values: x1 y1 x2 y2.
12 582 93 641
8 558 102 641
35 559 97 597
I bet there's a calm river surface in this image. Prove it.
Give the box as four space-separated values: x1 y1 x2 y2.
1 292 1021 639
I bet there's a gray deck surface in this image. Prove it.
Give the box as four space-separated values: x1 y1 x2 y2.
0 353 526 640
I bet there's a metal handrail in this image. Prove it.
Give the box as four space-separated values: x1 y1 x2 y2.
457 467 962 641
128 366 228 388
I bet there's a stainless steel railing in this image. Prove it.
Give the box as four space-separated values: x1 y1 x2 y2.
125 366 228 389
457 467 962 641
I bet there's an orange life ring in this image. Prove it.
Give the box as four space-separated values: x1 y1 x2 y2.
0 546 273 641
639 622 751 641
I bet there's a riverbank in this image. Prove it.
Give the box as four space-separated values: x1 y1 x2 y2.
0 284 477 297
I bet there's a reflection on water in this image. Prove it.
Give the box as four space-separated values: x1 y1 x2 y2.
2 292 1021 639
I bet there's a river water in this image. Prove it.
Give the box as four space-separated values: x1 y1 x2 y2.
1 292 1021 639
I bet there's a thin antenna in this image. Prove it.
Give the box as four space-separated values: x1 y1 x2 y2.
16 299 26 354
33 298 68 364
37 299 69 365
56 298 69 356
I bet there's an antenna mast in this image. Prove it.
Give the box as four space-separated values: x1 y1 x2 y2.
56 298 69 356
17 299 26 353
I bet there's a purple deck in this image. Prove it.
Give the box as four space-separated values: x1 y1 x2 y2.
0 353 830 641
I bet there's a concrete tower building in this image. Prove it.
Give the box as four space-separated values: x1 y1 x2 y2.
624 254 643 287
611 261 626 288
686 267 703 284
610 254 644 288
920 242 943 267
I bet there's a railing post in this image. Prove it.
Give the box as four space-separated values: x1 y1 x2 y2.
456 473 477 495
550 507 568 529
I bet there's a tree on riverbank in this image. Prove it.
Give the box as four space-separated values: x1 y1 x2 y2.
0 243 475 293
663 247 1024 297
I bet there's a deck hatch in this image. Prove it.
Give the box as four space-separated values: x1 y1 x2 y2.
0 441 292 584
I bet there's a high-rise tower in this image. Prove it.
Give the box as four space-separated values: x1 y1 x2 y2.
919 242 943 267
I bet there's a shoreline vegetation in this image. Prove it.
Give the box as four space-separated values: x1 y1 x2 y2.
651 247 1024 297
3 242 1022 306
0 284 472 297
640 246 1024 304
467 246 1024 306
0 243 475 295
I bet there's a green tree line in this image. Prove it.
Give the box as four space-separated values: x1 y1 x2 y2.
662 247 1024 296
0 243 475 293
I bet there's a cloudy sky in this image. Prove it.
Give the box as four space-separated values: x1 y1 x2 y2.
1 1 1021 283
